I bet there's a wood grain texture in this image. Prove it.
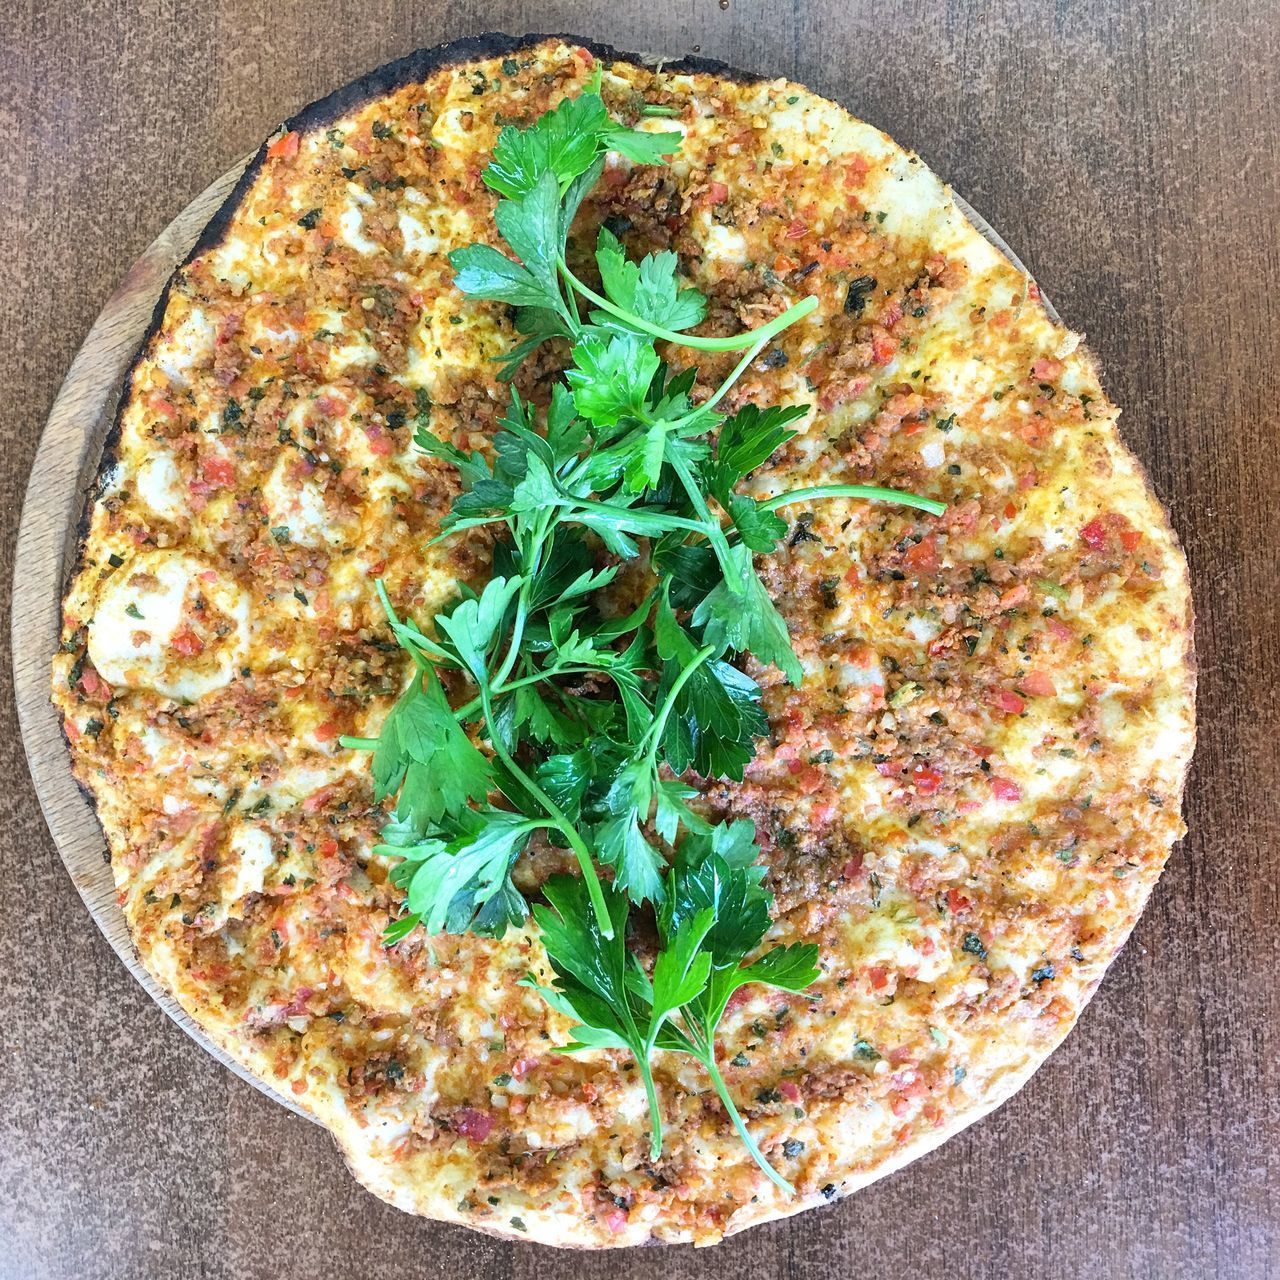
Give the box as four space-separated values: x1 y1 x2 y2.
1 2 1275 1278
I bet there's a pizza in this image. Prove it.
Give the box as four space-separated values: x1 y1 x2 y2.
51 34 1195 1247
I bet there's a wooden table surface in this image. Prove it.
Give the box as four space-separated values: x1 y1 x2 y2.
3 2 1277 1277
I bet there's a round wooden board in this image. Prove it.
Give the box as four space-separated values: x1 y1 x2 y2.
11 149 1056 1128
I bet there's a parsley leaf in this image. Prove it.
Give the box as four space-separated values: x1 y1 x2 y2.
370 666 494 835
383 808 536 936
595 226 707 332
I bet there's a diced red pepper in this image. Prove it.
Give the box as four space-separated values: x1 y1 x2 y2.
989 688 1026 715
911 763 943 795
170 628 204 658
867 966 889 990
452 1109 494 1142
267 130 299 161
203 456 235 486
990 776 1022 802
946 889 972 915
314 720 340 743
1020 670 1056 697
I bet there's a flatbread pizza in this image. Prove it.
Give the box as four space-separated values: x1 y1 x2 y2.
52 34 1194 1247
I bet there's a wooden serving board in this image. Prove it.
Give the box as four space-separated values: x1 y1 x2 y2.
10 155 1051 1126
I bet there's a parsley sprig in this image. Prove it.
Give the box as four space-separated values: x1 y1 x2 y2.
343 78 944 1188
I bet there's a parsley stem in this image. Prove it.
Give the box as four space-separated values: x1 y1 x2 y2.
698 330 771 415
668 451 743 591
492 512 553 690
556 489 717 539
476 681 615 939
339 735 379 750
643 1071 664 1160
557 257 819 351
759 484 947 517
698 1034 794 1195
640 639 716 760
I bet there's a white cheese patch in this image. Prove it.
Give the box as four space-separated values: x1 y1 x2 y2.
154 307 215 385
700 221 748 266
844 897 952 983
134 450 185 521
339 203 380 255
263 456 345 547
87 550 250 701
226 825 276 902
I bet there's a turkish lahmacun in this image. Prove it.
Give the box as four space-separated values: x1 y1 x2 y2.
52 35 1194 1247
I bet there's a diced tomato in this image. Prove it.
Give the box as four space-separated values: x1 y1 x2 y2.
1119 527 1141 551
990 776 1022 802
1079 517 1109 550
267 130 299 161
512 1058 538 1079
842 156 870 188
989 688 1026 715
170 628 204 658
314 719 340 743
203 456 235 486
1020 670 1056 697
998 583 1030 610
910 763 943 795
452 1109 494 1142
1031 356 1064 382
1045 617 1074 643
891 1096 911 1118
779 1080 800 1101
871 333 898 364
867 966 889 990
705 180 728 206
903 534 938 576
79 667 111 700
365 425 394 456
842 852 866 881
785 217 809 241
946 889 972 915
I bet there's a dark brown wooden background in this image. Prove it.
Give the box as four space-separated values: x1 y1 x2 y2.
3 2 1277 1277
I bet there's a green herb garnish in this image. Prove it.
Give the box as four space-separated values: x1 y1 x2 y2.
343 78 945 1189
